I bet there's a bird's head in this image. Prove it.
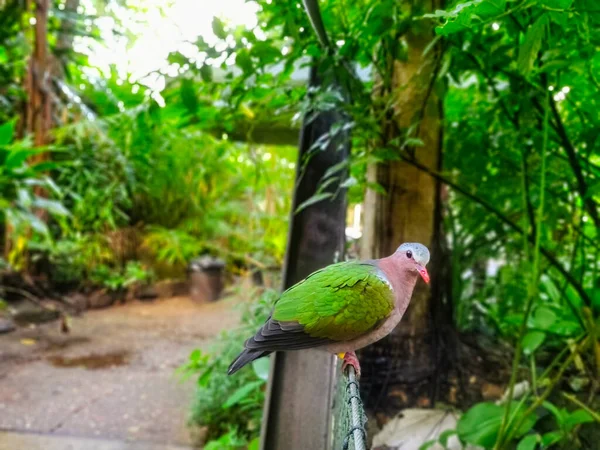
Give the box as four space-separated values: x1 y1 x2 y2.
395 242 430 284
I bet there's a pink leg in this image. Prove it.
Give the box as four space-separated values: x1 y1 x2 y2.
341 351 361 378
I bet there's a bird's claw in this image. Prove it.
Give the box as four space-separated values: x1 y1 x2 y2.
341 351 361 379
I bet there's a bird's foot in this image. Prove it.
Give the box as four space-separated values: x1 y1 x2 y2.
339 351 361 378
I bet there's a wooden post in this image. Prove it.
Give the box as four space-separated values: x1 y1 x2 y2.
260 64 349 450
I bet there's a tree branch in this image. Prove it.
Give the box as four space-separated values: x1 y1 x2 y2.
547 97 600 229
391 149 592 307
470 48 600 229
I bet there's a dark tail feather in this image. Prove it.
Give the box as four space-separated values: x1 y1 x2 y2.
228 349 270 375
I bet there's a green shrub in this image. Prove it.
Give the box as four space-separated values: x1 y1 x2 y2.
45 233 114 285
90 261 154 292
182 288 277 443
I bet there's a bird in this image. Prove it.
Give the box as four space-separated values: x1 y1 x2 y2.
227 242 430 377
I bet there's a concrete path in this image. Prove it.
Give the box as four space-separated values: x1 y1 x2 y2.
0 295 242 449
0 431 191 450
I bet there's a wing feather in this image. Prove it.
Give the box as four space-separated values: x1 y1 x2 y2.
241 261 394 354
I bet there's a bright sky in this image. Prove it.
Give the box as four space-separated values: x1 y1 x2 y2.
77 0 258 88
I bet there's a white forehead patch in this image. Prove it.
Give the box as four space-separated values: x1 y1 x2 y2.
396 242 430 266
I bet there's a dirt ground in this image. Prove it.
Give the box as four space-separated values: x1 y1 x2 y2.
0 295 243 449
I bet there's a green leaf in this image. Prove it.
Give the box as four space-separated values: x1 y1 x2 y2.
305 44 322 58
585 182 600 199
180 78 198 114
366 181 387 195
167 51 189 66
294 192 334 213
30 161 62 172
252 357 270 381
189 349 201 361
17 188 32 207
540 61 570 75
517 15 548 76
541 430 563 447
247 438 260 450
439 429 457 447
340 177 358 188
235 49 253 74
323 160 348 179
517 434 540 450
474 0 506 16
564 285 583 309
540 277 560 302
0 46 7 64
531 306 557 330
589 288 600 312
542 401 567 426
430 0 506 36
197 368 213 387
457 402 536 447
550 319 581 336
564 409 594 431
222 380 264 409
251 42 281 65
457 402 504 447
547 11 568 28
199 64 213 83
540 0 573 8
418 440 437 450
211 17 227 39
514 406 538 438
24 213 49 235
405 137 425 147
33 198 70 217
0 119 16 146
522 331 546 355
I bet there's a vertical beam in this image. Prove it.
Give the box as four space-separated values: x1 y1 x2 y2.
260 64 349 450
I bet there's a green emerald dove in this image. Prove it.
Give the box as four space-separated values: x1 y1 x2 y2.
228 242 430 377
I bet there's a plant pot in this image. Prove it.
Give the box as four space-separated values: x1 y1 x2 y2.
188 257 225 303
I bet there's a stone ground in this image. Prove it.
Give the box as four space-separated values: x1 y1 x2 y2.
0 295 242 449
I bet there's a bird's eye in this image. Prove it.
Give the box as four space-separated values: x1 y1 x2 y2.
406 250 413 259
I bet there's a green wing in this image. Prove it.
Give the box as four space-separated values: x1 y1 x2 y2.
272 261 394 341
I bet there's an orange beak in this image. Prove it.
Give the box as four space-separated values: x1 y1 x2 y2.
417 265 430 284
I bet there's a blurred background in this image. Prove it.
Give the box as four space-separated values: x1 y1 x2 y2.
0 0 598 449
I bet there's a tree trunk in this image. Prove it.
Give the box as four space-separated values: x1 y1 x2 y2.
358 2 454 415
26 0 51 219
26 0 51 155
4 0 51 262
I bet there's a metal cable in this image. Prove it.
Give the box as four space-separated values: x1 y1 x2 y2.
346 367 367 450
338 366 367 450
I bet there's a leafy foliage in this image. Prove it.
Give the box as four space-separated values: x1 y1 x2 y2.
0 0 297 284
175 0 599 447
181 288 277 444
89 261 154 292
1 0 599 447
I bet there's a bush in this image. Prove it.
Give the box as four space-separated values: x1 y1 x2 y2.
182 288 277 444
